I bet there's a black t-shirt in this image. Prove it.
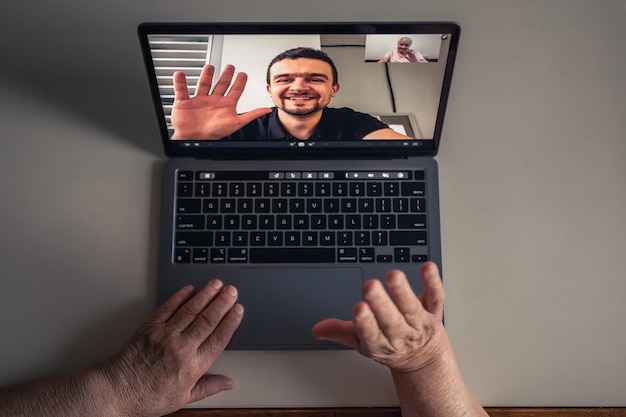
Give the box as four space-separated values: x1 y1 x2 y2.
222 107 389 141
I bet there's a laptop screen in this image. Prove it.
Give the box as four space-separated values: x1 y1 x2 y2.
138 22 460 158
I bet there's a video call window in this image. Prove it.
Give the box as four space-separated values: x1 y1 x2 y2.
147 32 452 142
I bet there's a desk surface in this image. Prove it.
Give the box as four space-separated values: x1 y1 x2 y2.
1 0 625 408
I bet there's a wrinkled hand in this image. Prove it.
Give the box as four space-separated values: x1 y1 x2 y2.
98 279 243 416
313 262 446 373
171 64 272 140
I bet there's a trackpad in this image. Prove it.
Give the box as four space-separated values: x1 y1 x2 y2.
237 267 363 348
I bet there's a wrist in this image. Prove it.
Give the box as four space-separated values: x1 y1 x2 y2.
89 353 138 417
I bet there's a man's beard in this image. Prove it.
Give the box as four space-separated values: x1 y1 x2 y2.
277 96 324 116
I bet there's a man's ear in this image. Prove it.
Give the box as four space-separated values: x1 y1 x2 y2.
331 83 340 97
266 84 272 95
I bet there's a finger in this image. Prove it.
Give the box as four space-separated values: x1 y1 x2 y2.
384 269 426 328
149 285 195 324
210 64 236 96
173 71 191 101
420 262 445 317
199 302 244 360
186 285 240 346
362 279 406 341
237 107 274 125
187 374 235 404
166 279 225 333
194 65 215 96
311 318 359 350
352 301 390 355
224 71 248 100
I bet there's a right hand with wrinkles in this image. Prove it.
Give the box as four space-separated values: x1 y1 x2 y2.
171 64 272 140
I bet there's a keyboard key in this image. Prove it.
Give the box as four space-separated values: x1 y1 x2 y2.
285 232 300 246
367 182 382 196
298 182 314 196
393 198 409 213
177 183 193 197
238 199 253 213
228 248 248 263
294 215 309 229
355 231 370 245
341 198 357 213
176 215 205 230
350 182 365 196
290 199 305 213
220 199 236 213
255 199 271 213
212 183 227 197
250 232 265 246
333 182 348 196
203 199 219 213
410 198 426 212
389 231 427 245
177 171 193 181
215 232 230 246
320 231 335 245
281 182 296 197
210 248 226 263
324 198 340 213
359 198 374 213
373 231 388 245
315 183 331 196
206 215 222 229
384 182 400 196
377 254 393 262
267 232 283 246
174 248 191 263
272 199 288 213
195 183 210 197
346 215 361 229
192 248 209 263
338 231 353 246
247 182 262 196
177 199 201 213
229 182 245 197
302 231 318 246
401 182 425 196
307 199 323 213
397 214 427 229
175 232 213 246
250 248 335 263
412 254 429 262
394 247 410 262
359 247 375 262
338 248 358 262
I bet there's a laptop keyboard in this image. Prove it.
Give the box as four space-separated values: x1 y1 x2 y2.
173 170 429 264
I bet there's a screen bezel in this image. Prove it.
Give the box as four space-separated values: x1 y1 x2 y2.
138 22 460 159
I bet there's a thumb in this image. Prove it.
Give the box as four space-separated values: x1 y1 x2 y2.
188 374 235 404
239 107 273 125
420 262 445 317
312 318 360 350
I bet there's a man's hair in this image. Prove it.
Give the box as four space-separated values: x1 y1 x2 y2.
266 47 338 85
398 37 413 45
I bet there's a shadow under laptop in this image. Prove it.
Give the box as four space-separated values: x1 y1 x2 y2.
0 67 163 158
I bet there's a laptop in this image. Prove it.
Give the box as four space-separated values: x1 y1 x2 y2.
137 22 460 349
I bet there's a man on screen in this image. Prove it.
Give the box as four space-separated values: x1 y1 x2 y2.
171 47 412 141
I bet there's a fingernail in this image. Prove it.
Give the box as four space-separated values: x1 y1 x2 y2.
224 285 238 297
232 304 244 315
210 279 223 289
387 272 402 287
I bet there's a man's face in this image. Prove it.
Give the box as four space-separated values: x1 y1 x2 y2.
266 58 339 117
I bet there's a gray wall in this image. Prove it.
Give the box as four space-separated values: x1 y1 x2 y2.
0 0 625 407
